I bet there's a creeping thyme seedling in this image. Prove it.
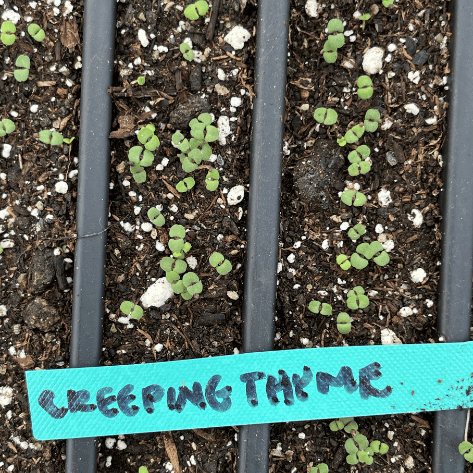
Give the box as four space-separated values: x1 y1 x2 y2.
337 312 351 334
351 241 390 268
330 417 358 433
176 177 195 193
459 442 473 463
139 467 149 473
180 42 195 61
137 76 145 85
205 168 220 191
350 252 369 270
120 301 144 320
184 0 209 20
168 225 186 254
327 18 345 48
128 146 154 183
0 119 15 137
357 13 371 31
382 0 395 6
39 130 64 146
357 76 373 99
190 113 219 142
341 189 367 207
323 38 338 64
313 107 338 126
347 223 366 241
308 301 332 316
347 286 369 310
310 464 328 473
138 124 160 151
346 433 374 465
1 21 16 45
370 440 389 455
337 254 351 271
14 55 31 82
338 124 365 147
160 257 187 275
364 109 381 132
209 252 232 275
0 244 3 255
28 23 45 42
148 207 165 227
183 272 203 296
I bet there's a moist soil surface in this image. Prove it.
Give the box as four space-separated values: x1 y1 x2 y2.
0 0 464 472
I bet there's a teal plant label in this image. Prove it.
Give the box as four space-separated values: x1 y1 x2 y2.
26 343 473 440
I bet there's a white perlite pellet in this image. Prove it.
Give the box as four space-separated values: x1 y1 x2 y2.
377 188 392 206
138 29 149 47
55 181 68 194
0 386 14 407
305 0 319 17
381 328 402 345
227 185 245 205
362 47 384 74
141 278 173 308
224 26 251 50
410 268 426 283
408 209 423 227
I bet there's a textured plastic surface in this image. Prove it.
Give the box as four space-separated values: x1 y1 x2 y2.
66 0 117 471
240 0 290 470
27 343 473 440
433 1 473 471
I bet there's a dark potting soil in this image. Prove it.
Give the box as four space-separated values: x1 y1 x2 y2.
0 0 466 472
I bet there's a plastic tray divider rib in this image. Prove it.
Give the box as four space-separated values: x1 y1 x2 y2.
65 1 117 472
237 0 291 472
433 1 473 471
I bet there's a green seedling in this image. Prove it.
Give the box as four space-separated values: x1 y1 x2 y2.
352 241 390 268
347 286 369 310
0 244 3 255
341 189 367 207
357 75 373 99
348 145 370 164
180 42 195 61
370 440 389 455
148 207 165 227
190 113 219 142
347 223 366 241
0 119 15 137
139 467 149 473
137 76 145 85
14 55 31 82
28 23 45 42
308 301 332 316
128 146 154 183
168 224 186 254
184 0 209 20
347 145 371 176
364 109 381 132
313 107 338 126
323 38 338 64
63 137 75 145
310 464 328 473
1 21 16 45
330 417 358 433
173 242 192 260
345 124 365 144
138 124 160 151
337 254 351 271
120 301 144 320
382 0 395 6
39 130 64 146
327 18 345 48
337 312 352 334
357 13 371 31
183 272 203 295
160 256 187 275
209 252 232 275
181 148 203 173
172 132 190 152
205 168 220 191
459 442 473 463
176 177 195 193
166 270 180 285
345 433 372 465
